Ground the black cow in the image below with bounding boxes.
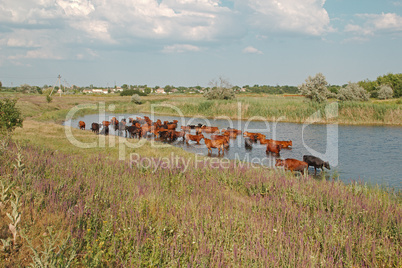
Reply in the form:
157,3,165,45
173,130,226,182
303,155,330,175
99,125,109,136
115,121,126,136
90,123,100,134
126,125,142,139
244,137,253,150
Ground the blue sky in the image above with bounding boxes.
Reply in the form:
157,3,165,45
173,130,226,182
0,0,401,88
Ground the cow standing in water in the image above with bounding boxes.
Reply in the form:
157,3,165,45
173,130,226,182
303,155,330,175
204,138,225,155
275,158,308,175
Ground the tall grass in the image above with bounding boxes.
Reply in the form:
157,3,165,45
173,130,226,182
1,141,400,266
6,93,401,126
150,95,402,125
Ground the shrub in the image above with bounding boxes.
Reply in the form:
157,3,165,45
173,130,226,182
298,73,331,103
338,82,370,101
203,87,235,100
204,76,235,100
46,95,52,103
377,85,394,100
0,98,23,134
121,89,147,97
131,94,142,104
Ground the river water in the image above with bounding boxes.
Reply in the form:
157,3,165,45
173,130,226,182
65,113,402,190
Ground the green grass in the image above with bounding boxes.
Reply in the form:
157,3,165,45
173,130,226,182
2,93,400,126
1,137,401,267
0,93,401,266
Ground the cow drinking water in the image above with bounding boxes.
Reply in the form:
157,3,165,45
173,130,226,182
303,155,330,175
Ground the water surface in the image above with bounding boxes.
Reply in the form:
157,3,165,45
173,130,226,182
65,113,402,190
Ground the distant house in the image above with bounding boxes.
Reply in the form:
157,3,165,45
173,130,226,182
171,88,178,93
83,89,93,93
156,88,166,94
91,89,109,94
113,87,123,92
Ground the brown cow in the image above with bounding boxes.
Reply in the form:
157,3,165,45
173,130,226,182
174,131,186,142
222,131,238,139
195,127,202,135
243,131,264,142
201,126,219,133
223,128,242,134
78,121,85,130
204,138,225,154
181,126,191,132
266,142,282,155
110,117,118,126
102,121,110,127
275,158,308,175
268,139,292,148
211,134,230,147
258,137,271,145
186,133,204,144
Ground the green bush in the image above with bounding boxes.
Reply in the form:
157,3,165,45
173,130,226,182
121,89,147,97
0,98,23,134
131,94,142,104
203,87,235,100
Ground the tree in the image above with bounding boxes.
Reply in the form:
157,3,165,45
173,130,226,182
337,82,369,101
0,81,2,89
203,76,235,100
358,79,378,98
376,73,402,98
144,87,151,95
377,85,394,100
298,73,331,103
0,98,23,134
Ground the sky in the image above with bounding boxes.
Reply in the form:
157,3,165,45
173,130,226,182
0,0,401,88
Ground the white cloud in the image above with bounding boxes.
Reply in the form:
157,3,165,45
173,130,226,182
8,48,63,60
56,0,95,16
162,44,201,53
244,0,332,36
242,46,263,54
371,13,402,30
345,13,402,38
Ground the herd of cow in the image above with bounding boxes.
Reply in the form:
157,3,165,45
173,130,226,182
78,116,331,175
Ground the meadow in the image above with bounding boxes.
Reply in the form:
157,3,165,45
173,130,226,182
0,93,401,266
10,93,402,126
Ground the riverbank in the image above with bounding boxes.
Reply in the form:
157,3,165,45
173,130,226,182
1,93,401,266
2,121,401,267
7,93,402,126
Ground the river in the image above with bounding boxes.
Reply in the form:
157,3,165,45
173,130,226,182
64,112,402,190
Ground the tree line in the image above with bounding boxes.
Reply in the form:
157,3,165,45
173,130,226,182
299,73,401,103
1,73,401,101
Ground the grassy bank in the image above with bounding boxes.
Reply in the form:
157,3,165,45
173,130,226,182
1,134,401,266
0,93,401,266
5,93,402,126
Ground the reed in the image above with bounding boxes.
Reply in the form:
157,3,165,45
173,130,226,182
5,93,400,126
